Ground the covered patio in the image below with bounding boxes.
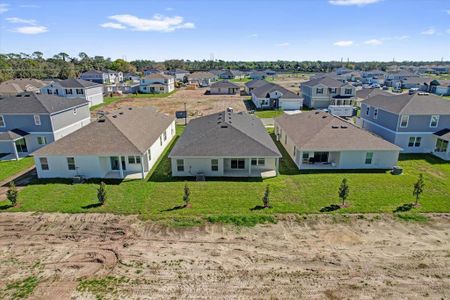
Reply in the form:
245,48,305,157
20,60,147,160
0,129,30,160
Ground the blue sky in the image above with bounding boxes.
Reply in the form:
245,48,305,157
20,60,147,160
0,0,449,61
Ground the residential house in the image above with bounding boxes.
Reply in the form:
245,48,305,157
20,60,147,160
41,79,104,107
301,76,356,116
355,88,392,106
187,72,215,87
384,70,419,88
244,79,269,95
430,80,450,96
275,111,401,170
251,82,303,110
265,69,277,76
361,70,385,85
140,73,175,94
218,70,245,80
0,93,90,160
360,92,450,161
33,107,175,179
166,69,190,82
123,72,140,82
0,78,48,96
80,69,123,84
249,71,267,80
209,80,240,95
169,108,281,178
401,77,433,91
143,68,164,76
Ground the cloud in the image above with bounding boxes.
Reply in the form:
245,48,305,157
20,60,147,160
101,22,127,29
0,3,8,13
447,29,450,34
364,39,383,45
276,42,290,47
104,14,195,32
447,9,450,14
249,33,258,38
333,40,354,47
11,25,48,34
19,4,39,8
421,27,436,35
6,17,37,25
165,7,174,11
329,0,381,6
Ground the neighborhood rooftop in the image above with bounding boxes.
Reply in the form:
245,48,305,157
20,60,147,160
302,76,345,88
52,78,102,88
251,82,298,98
210,80,240,89
245,79,269,89
275,111,401,151
0,78,48,95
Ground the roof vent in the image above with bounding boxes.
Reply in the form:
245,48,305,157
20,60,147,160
322,115,327,118
112,115,117,118
119,112,124,115
24,94,30,97
16,94,22,97
340,125,348,129
331,125,339,129
128,107,133,110
221,125,228,128
315,111,320,114
226,107,233,113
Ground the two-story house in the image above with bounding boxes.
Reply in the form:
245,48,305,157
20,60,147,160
301,76,356,116
384,70,419,88
166,69,190,82
80,69,123,84
41,79,104,107
361,70,385,85
360,92,450,161
187,72,216,87
140,73,175,94
0,93,90,160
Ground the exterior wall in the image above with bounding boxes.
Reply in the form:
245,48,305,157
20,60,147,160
394,133,436,153
337,150,399,169
0,113,52,133
140,78,175,94
279,98,303,110
50,105,90,132
145,121,176,172
84,86,104,106
431,86,450,96
40,84,103,107
210,87,239,94
396,115,450,133
360,103,399,132
25,133,55,153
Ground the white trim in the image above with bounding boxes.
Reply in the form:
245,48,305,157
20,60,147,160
399,115,409,128
429,115,439,128
0,115,5,127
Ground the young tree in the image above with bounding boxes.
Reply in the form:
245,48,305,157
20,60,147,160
183,183,191,207
6,181,18,207
413,174,425,206
97,182,107,205
262,185,270,208
338,178,349,207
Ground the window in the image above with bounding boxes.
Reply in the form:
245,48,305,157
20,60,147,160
177,159,184,172
160,87,164,91
329,88,337,94
34,114,41,126
163,130,167,141
400,115,409,128
160,136,162,146
435,139,448,153
284,134,287,145
365,106,370,116
211,159,219,171
136,156,141,164
76,89,84,95
73,108,77,115
47,89,52,94
37,136,47,145
316,88,324,94
302,152,310,163
430,115,439,128
54,89,59,95
230,159,245,169
128,156,136,164
0,115,5,127
67,157,76,170
251,158,257,166
65,89,73,95
345,88,353,95
373,108,378,119
39,157,49,170
293,146,296,157
258,158,265,166
408,137,422,147
147,149,151,161
365,152,374,164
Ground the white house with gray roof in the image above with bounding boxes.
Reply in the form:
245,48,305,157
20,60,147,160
140,73,175,94
275,111,401,170
41,79,104,107
360,92,450,161
0,93,90,160
33,107,175,179
169,108,281,178
251,82,303,110
80,69,123,84
209,80,240,94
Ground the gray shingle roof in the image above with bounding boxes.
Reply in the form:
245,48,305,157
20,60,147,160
356,88,392,99
401,77,433,85
210,80,240,89
0,129,29,141
53,79,102,88
0,78,47,95
245,79,269,89
143,73,173,80
0,93,88,114
275,111,401,151
362,93,450,115
302,76,345,88
188,71,215,80
252,82,299,99
434,129,450,141
169,111,281,158
34,107,174,156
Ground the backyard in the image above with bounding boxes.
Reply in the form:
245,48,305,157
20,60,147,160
1,127,449,224
0,157,34,182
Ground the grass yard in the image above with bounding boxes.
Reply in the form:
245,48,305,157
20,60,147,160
230,77,252,83
1,128,449,223
254,110,285,118
90,90,177,111
0,157,35,182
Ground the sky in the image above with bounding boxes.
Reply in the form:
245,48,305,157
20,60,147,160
0,0,449,62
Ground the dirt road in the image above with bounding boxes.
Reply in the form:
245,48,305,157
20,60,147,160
0,213,449,299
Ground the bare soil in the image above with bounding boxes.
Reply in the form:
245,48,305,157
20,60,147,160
0,213,449,299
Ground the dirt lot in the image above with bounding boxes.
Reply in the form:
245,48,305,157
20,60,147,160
0,213,449,299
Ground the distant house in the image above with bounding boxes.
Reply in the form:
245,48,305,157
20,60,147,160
244,79,269,95
0,78,48,96
430,80,450,96
249,71,267,80
361,70,385,85
187,72,216,87
166,69,190,82
80,69,123,84
301,76,356,116
209,80,240,95
33,107,175,179
0,93,90,160
265,69,277,76
401,77,433,91
123,72,141,82
275,111,401,170
360,92,450,161
218,70,245,80
169,108,281,178
143,68,164,76
41,79,104,107
140,73,175,94
251,82,303,110
384,70,419,87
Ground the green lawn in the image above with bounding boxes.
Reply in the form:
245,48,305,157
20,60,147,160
90,90,177,111
230,78,252,83
0,157,35,182
1,126,449,222
254,110,285,118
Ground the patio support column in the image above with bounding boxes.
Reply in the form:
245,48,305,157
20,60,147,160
12,141,19,160
275,158,279,175
119,156,124,179
140,156,145,179
248,158,251,177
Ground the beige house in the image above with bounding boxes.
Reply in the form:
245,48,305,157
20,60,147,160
209,80,240,95
0,78,47,96
140,73,175,94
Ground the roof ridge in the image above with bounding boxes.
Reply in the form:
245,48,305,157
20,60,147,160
398,93,415,115
105,116,143,154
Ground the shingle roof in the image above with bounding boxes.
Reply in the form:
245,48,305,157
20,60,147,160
434,129,450,141
252,82,299,99
356,88,392,99
401,77,433,85
0,93,88,114
210,80,240,89
302,76,345,88
362,93,450,115
275,111,401,151
34,107,174,156
53,79,102,88
0,129,29,141
245,79,269,89
169,111,281,158
143,73,173,80
187,71,215,80
0,79,47,95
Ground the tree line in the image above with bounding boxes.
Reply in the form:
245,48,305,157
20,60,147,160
0,51,448,82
